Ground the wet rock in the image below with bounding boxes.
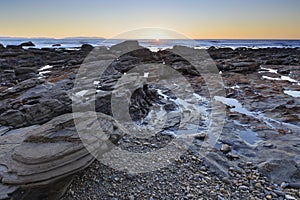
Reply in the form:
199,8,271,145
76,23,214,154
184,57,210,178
277,68,290,75
258,159,300,184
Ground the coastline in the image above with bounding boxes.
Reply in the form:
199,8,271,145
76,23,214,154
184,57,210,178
0,42,299,199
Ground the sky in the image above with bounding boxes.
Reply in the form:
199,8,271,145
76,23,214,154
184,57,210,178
0,0,299,39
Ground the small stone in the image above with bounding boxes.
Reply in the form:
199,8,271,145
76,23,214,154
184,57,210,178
255,182,262,190
265,194,272,200
285,194,296,200
128,195,135,200
222,177,232,185
220,144,232,153
107,192,114,197
273,190,285,197
238,185,249,190
281,182,289,188
195,132,207,140
263,143,274,148
220,188,227,194
217,195,225,200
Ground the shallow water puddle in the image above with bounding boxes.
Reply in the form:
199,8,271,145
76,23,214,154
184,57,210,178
141,89,211,137
239,129,260,146
284,90,300,98
214,96,255,117
215,96,300,134
38,70,52,75
259,66,300,85
38,65,53,71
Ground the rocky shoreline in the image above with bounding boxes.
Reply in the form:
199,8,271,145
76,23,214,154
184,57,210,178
0,42,299,199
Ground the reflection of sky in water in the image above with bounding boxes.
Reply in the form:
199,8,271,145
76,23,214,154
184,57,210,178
260,66,300,85
284,90,300,98
239,129,260,146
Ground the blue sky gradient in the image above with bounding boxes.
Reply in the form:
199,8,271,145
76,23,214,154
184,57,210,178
0,0,299,39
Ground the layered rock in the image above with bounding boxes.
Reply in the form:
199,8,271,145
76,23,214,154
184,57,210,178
0,79,73,128
0,112,125,200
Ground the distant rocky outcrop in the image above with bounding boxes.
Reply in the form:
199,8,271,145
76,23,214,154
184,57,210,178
19,41,35,47
80,44,94,52
52,44,61,47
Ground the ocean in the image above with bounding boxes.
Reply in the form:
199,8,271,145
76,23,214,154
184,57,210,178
1,37,300,50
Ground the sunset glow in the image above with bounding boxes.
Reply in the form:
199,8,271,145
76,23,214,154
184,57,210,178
0,0,299,39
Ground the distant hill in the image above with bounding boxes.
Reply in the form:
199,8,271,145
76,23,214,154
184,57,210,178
0,36,105,40
62,37,105,40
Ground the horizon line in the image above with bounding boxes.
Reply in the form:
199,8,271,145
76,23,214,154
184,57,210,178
0,36,300,40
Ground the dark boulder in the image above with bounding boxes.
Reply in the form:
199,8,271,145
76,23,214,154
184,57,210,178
6,45,22,50
19,41,35,47
81,44,94,52
52,43,61,47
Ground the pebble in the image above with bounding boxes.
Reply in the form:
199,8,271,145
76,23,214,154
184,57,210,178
238,185,249,190
255,182,262,190
273,190,285,197
285,194,296,200
220,144,232,153
217,195,225,200
281,182,289,188
194,132,207,140
263,143,274,148
265,194,272,200
128,195,134,200
222,177,232,185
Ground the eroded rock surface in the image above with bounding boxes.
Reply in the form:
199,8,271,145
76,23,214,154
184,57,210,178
0,112,124,200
